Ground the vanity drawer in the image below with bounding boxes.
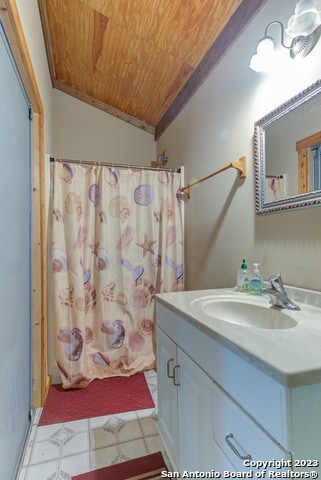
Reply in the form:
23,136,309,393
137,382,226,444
212,382,291,473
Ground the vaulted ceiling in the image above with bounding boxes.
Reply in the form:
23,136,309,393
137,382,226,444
38,0,267,139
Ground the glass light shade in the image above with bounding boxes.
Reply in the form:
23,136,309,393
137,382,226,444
256,36,275,55
249,37,275,72
286,0,321,38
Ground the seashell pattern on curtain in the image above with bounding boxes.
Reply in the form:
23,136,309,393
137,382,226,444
51,162,184,388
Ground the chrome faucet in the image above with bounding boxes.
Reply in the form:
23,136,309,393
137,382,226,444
261,273,300,311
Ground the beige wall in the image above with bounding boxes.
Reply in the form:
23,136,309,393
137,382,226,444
157,0,321,292
52,89,156,163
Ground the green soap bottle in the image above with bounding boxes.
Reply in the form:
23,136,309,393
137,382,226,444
236,259,250,292
249,263,263,295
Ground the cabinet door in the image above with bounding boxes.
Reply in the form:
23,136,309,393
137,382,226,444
177,348,213,471
156,327,179,464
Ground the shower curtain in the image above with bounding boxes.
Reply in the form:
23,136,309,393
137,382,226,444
51,161,184,388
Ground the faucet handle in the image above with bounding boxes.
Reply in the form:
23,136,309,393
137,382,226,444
268,273,286,293
264,273,300,311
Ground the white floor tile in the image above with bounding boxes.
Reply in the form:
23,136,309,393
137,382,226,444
59,451,91,478
63,418,89,432
118,437,149,460
90,423,118,450
24,459,59,480
144,434,165,453
34,423,64,442
139,416,158,436
61,430,89,457
90,444,119,470
29,439,61,465
137,407,157,420
16,374,162,479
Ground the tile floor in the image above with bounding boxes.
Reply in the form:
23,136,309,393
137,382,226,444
17,370,167,480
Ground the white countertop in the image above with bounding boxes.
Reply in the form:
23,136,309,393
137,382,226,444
156,286,321,388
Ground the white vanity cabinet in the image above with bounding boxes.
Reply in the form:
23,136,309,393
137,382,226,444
157,326,213,471
156,298,321,475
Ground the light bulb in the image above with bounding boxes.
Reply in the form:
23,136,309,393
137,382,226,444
249,37,275,72
256,36,275,55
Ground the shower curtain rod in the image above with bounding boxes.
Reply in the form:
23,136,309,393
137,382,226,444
50,157,181,173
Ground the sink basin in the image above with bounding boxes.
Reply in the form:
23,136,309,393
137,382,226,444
191,296,298,329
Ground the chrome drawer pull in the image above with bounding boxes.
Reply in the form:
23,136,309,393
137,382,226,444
173,364,180,386
225,433,252,461
167,358,174,378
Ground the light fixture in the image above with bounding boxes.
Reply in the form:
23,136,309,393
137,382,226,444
286,0,321,37
250,0,321,72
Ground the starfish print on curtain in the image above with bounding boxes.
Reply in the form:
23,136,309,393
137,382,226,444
136,233,156,257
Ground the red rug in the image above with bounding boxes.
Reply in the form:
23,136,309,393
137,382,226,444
39,373,155,426
72,452,168,480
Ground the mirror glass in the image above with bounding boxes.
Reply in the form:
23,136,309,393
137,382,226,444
254,79,321,214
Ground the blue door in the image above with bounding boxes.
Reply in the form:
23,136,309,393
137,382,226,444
0,20,32,479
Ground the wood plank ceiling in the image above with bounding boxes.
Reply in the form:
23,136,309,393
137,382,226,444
38,0,267,139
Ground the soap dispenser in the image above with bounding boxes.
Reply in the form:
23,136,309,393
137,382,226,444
249,263,263,295
235,259,250,292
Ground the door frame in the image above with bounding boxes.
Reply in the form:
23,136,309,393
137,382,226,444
0,0,48,407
